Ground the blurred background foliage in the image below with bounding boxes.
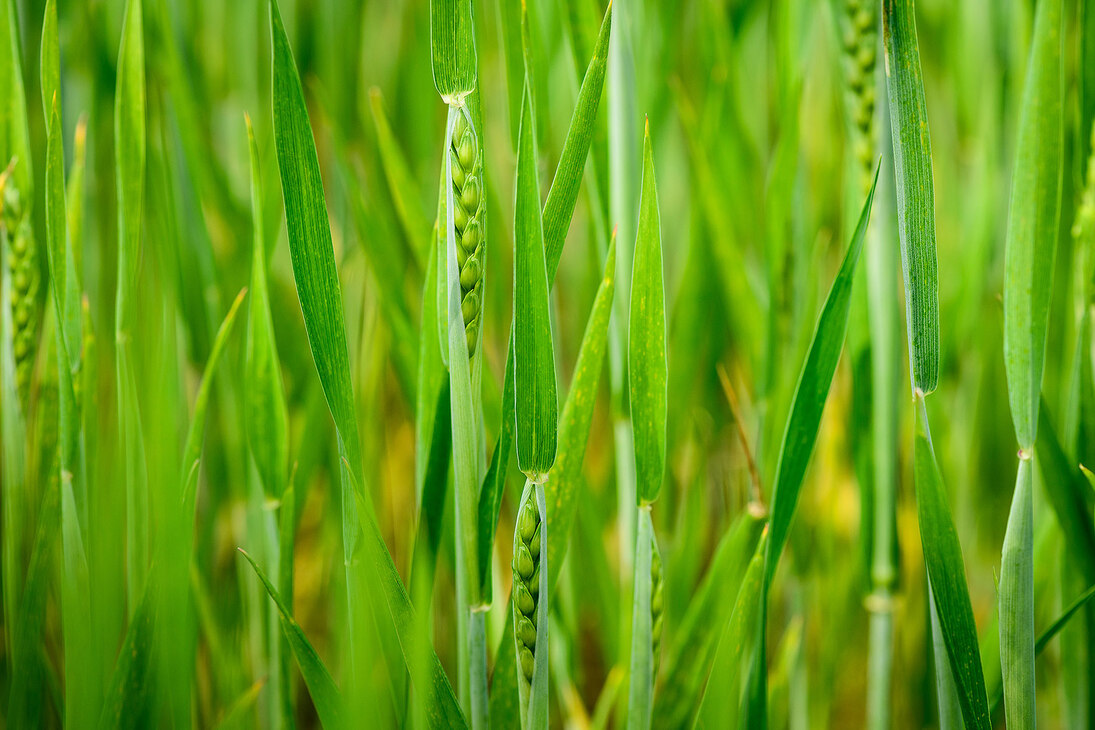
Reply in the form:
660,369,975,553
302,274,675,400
0,0,1092,727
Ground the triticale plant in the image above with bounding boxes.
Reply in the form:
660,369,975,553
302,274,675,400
451,108,485,357
841,0,877,196
2,182,38,410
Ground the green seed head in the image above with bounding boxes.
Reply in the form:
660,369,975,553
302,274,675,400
512,485,544,693
450,108,486,358
3,190,39,412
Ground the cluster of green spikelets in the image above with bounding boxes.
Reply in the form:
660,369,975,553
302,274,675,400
512,488,542,687
840,0,877,194
450,108,485,356
2,178,38,409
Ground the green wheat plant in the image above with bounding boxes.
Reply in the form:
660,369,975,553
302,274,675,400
3,1,1095,728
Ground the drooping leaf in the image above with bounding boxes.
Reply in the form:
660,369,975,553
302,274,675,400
696,530,769,730
239,550,345,730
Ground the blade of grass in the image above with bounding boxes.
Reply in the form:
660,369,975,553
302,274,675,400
914,397,991,729
240,549,344,729
478,0,612,604
629,120,666,506
514,81,558,481
881,0,939,395
998,1,1063,724
654,508,766,729
269,5,466,726
114,0,148,617
696,529,769,730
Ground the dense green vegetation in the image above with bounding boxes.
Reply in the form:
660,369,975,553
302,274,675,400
1,0,1094,727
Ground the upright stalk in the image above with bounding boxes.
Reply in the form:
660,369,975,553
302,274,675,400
430,1,487,721
999,0,1063,725
837,0,900,725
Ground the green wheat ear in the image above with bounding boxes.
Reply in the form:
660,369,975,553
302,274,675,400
2,176,39,411
450,107,485,357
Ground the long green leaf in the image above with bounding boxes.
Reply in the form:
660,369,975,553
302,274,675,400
477,0,612,600
654,509,767,729
514,82,558,479
629,120,666,505
765,165,879,583
881,0,939,395
239,550,344,730
696,530,769,730
0,0,32,198
244,115,289,500
545,232,616,579
270,5,466,726
914,398,991,729
491,232,617,729
1002,0,1063,450
430,0,477,101
998,1,1063,723
115,0,147,616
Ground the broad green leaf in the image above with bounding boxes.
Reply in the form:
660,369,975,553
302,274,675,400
6,473,59,726
765,165,879,583
348,481,468,730
544,1,612,281
1037,404,1095,582
269,0,360,476
628,507,659,730
180,289,247,513
478,0,612,600
239,550,345,730
545,232,616,579
98,584,156,729
914,398,991,729
514,83,558,479
987,584,1095,714
115,0,147,614
42,38,97,725
629,121,666,505
696,530,769,730
115,0,145,326
491,233,617,728
654,509,767,729
882,0,940,395
430,0,476,101
1002,0,1063,450
270,6,466,726
1036,583,1095,654
244,116,289,499
999,4,1063,718
930,586,963,730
